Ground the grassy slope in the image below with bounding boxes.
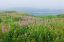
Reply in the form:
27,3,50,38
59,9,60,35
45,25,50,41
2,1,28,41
0,12,64,42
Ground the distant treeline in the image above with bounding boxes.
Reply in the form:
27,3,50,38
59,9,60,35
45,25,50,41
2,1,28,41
4,11,17,13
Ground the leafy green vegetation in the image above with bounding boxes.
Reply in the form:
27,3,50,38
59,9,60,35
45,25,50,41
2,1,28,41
0,12,64,42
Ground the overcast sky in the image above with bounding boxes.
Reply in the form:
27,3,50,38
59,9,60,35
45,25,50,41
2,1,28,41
0,0,64,10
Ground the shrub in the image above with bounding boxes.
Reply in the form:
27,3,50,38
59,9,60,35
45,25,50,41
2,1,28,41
57,14,64,18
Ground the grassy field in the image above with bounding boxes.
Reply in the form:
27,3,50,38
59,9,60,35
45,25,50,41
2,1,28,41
0,11,64,42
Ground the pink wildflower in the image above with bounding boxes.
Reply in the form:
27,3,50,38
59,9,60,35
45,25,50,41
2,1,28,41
2,25,6,32
18,21,21,24
19,24,22,27
18,21,22,27
5,14,10,16
22,21,28,25
28,20,34,23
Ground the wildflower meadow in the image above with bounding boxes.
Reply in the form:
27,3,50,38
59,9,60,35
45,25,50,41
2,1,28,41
0,11,64,42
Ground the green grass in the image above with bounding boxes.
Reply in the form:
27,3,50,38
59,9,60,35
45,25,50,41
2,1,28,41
0,12,64,42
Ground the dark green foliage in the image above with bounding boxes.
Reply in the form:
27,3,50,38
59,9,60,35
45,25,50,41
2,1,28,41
57,14,64,18
12,17,23,21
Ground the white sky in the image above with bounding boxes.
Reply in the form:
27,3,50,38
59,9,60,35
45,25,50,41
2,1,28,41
0,0,64,9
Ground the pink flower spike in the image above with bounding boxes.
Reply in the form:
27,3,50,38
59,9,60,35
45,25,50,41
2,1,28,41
2,25,6,32
19,24,22,27
18,21,21,24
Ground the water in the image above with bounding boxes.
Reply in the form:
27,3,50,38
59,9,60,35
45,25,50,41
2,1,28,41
28,12,63,16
